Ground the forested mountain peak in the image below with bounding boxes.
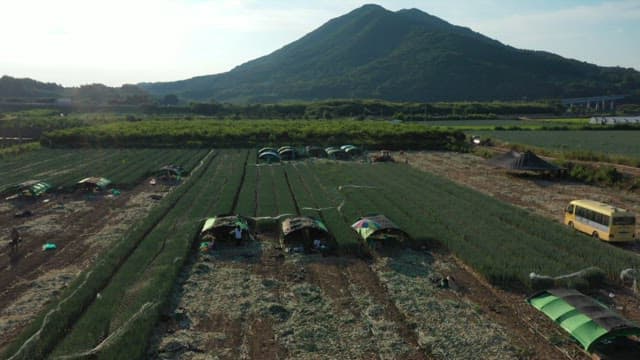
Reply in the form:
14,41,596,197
138,4,640,102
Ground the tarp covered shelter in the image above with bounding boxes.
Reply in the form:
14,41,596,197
325,147,349,160
487,150,561,172
278,146,294,153
351,214,409,249
258,147,277,155
200,214,250,244
306,146,326,158
278,147,297,160
281,216,334,253
341,144,361,156
76,177,112,192
2,180,51,198
157,165,184,177
528,289,640,351
258,151,281,162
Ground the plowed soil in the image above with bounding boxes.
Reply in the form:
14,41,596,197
0,182,171,352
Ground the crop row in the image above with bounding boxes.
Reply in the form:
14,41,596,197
307,162,640,287
0,148,209,190
4,149,249,359
48,149,249,358
284,163,362,254
2,149,219,359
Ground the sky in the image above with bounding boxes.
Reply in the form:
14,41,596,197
1,0,639,87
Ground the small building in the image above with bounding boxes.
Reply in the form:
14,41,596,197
258,151,281,163
351,214,409,250
325,147,349,160
156,165,185,180
200,214,251,245
341,145,361,156
76,177,112,192
281,216,335,254
258,147,277,156
528,289,640,352
305,146,327,158
2,180,51,199
278,146,297,160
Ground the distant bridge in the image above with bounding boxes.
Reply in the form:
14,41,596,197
561,95,627,110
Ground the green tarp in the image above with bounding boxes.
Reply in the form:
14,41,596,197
528,289,640,351
77,177,112,189
281,216,329,237
351,214,406,241
201,215,249,233
2,180,52,198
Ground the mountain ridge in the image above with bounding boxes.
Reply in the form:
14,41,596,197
138,4,640,103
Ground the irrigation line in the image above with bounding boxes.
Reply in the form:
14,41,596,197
297,184,379,215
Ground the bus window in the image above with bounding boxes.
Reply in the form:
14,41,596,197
566,205,574,214
613,217,636,225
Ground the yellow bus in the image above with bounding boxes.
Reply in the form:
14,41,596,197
564,200,636,242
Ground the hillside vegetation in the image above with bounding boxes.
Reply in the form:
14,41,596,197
140,4,640,103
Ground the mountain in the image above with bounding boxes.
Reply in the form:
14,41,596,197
0,76,150,105
0,76,65,99
140,4,640,103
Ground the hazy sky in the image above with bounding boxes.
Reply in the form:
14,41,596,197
1,0,639,87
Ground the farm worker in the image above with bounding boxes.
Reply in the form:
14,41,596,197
234,226,242,245
10,227,22,252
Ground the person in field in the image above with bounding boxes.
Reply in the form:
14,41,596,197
234,226,242,246
10,227,22,252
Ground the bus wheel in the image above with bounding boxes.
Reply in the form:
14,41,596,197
592,232,599,240
568,222,574,230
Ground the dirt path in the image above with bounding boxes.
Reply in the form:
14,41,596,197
0,182,171,352
150,222,549,360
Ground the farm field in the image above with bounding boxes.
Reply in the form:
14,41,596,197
2,149,640,359
474,130,640,159
425,117,588,128
0,148,208,190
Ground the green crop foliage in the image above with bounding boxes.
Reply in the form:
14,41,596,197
42,119,465,150
0,148,208,190
7,149,640,359
45,150,248,359
475,130,640,162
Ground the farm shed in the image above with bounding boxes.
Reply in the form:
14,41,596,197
325,147,349,160
351,214,409,250
341,145,361,156
200,215,250,244
258,151,281,163
278,147,297,160
527,289,640,351
305,146,326,158
281,216,334,253
2,180,51,199
487,150,561,173
76,177,112,192
258,147,277,155
277,146,294,153
156,165,185,179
